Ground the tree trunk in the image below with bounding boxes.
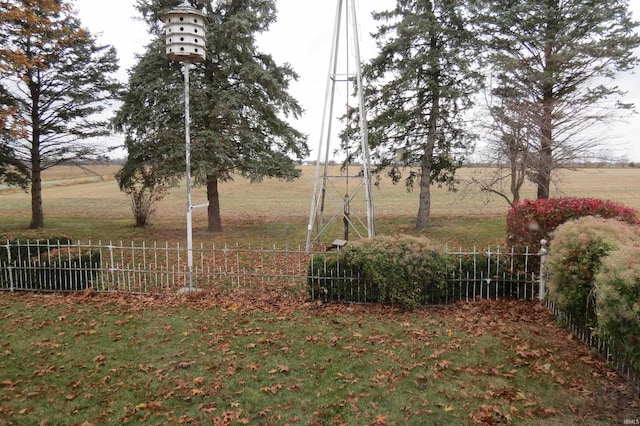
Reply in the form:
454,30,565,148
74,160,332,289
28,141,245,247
510,166,520,204
29,81,43,229
510,157,526,204
538,57,554,199
415,86,440,231
537,106,553,200
206,175,223,232
537,1,558,200
29,166,44,229
415,160,433,231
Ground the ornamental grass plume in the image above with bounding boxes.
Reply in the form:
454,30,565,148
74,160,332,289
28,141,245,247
594,244,640,369
546,216,640,329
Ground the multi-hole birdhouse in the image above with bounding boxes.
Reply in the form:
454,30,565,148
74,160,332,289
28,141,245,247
160,1,208,63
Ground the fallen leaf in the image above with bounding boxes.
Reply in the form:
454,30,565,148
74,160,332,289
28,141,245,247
198,404,216,413
148,401,162,411
534,407,560,418
371,414,388,425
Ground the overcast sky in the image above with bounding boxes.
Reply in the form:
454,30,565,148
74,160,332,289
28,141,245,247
74,0,640,162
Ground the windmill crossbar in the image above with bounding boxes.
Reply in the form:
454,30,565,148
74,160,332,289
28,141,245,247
305,0,376,253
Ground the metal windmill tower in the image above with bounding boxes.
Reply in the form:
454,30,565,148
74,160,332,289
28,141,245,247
305,0,375,252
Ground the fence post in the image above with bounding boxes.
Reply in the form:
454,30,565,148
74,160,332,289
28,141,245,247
538,239,548,301
4,241,13,291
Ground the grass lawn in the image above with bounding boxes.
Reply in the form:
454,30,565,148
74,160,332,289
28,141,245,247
0,291,638,425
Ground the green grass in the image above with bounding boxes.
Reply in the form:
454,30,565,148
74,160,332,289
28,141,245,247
0,293,637,425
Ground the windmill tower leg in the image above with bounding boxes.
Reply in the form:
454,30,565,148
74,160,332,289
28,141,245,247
305,0,375,252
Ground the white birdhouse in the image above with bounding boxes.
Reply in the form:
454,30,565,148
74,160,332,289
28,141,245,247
160,1,208,63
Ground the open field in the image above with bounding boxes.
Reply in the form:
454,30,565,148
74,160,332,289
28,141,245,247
39,164,120,182
1,165,640,247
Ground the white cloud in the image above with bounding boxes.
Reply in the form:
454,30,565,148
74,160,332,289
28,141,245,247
74,0,150,80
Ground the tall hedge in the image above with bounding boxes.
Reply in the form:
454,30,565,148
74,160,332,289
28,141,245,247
507,197,639,255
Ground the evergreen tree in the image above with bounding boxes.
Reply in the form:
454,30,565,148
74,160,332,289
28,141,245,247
0,0,121,228
480,0,640,199
115,0,308,232
0,144,29,189
0,94,28,188
362,0,483,231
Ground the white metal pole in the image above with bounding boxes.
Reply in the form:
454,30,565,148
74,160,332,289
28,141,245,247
305,0,344,252
184,63,194,290
350,0,375,238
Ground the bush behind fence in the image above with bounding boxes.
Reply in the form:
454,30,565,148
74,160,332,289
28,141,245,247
307,246,541,304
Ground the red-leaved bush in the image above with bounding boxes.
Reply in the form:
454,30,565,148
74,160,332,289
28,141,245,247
507,197,640,254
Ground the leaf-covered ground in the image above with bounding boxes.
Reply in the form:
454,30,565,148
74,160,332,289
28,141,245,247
0,290,638,425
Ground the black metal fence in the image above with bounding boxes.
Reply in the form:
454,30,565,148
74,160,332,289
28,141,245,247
547,300,640,393
307,245,542,304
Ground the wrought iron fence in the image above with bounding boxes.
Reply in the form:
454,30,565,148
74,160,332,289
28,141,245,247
0,240,312,294
547,300,640,393
307,245,542,304
444,246,541,302
0,240,544,301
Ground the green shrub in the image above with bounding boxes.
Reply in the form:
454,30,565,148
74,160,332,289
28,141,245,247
507,197,639,256
307,235,448,309
0,237,100,291
594,245,640,369
306,253,371,302
0,235,73,264
546,217,640,329
33,248,101,291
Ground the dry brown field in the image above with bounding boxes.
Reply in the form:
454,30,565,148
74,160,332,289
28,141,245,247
38,164,119,182
1,165,639,246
